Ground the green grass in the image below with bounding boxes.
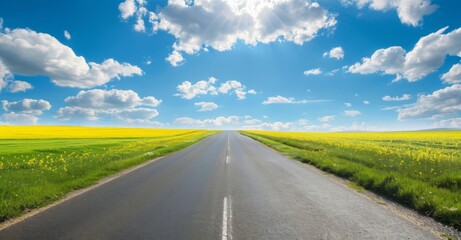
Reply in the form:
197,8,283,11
0,131,215,222
241,131,461,230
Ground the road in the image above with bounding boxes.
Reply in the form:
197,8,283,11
0,131,437,239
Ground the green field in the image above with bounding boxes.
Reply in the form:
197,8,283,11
241,131,461,230
0,127,215,222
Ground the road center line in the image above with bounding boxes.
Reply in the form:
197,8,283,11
222,196,232,240
226,155,230,164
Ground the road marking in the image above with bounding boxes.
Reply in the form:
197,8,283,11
222,196,232,240
226,155,230,164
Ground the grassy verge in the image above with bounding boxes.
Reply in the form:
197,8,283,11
0,129,216,222
241,131,461,230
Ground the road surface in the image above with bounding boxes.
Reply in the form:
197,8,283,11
0,131,437,239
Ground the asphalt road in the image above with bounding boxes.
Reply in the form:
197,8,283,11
0,131,437,239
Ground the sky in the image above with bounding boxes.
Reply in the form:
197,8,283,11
0,0,460,131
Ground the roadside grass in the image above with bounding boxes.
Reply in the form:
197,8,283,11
0,127,216,222
241,131,461,230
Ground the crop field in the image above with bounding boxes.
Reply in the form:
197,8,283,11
0,126,215,222
241,131,461,229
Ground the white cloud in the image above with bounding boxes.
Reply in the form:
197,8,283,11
64,30,71,40
344,110,362,117
176,77,255,100
166,50,185,67
127,0,336,66
323,46,344,60
175,116,239,127
263,95,328,105
433,118,461,129
341,0,437,26
349,27,461,82
119,0,137,19
57,89,161,123
319,115,335,122
1,98,51,125
7,80,33,93
329,122,380,132
382,94,411,101
349,46,406,75
397,84,461,120
0,28,142,88
65,89,161,109
304,68,322,76
1,113,38,125
134,18,146,32
363,100,370,104
441,63,461,84
344,102,352,107
195,101,218,111
2,99,51,115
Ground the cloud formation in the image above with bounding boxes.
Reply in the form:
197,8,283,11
397,84,461,120
323,46,344,59
64,30,71,40
344,110,362,117
441,63,461,84
57,89,161,123
349,27,461,82
0,28,142,88
304,68,322,76
382,94,411,101
176,77,256,100
195,102,218,112
1,98,51,125
341,0,437,26
262,95,328,105
120,0,336,66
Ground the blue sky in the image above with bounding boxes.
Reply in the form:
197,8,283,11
0,0,460,131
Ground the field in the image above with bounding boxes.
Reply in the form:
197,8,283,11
241,130,461,229
0,126,215,222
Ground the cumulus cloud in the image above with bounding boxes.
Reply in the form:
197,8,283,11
397,84,461,120
2,99,51,115
195,101,218,112
323,46,344,59
433,118,461,129
65,89,161,109
344,102,352,107
382,94,411,101
344,110,362,117
0,28,142,88
1,98,51,125
363,100,370,104
7,80,33,93
119,0,137,19
64,30,71,40
121,0,336,66
176,77,256,100
262,95,328,105
341,0,437,26
349,27,461,82
441,63,461,84
1,112,38,125
304,68,322,76
57,89,161,123
175,116,239,127
319,115,335,122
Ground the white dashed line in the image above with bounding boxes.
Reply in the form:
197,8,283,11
222,196,232,240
